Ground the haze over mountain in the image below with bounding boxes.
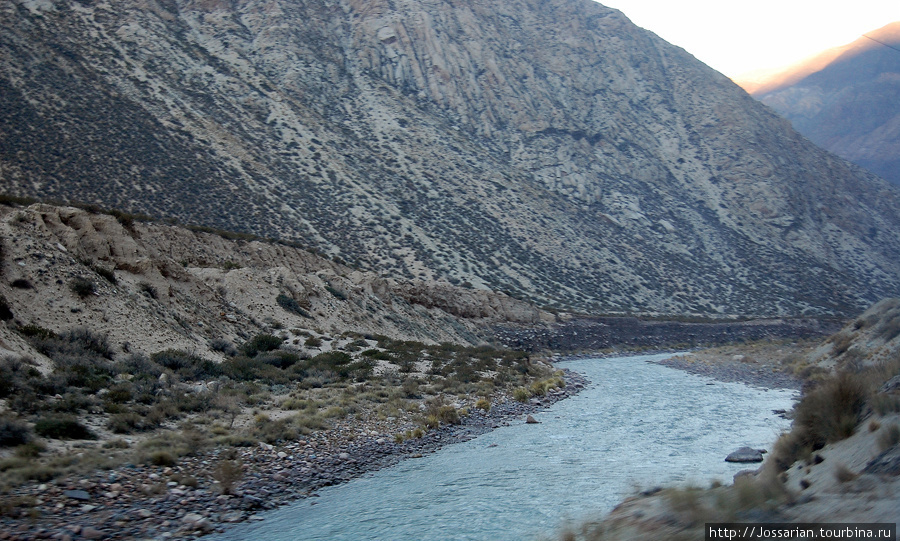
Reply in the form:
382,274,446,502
1,0,899,316
740,21,900,187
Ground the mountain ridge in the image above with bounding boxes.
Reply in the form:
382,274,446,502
1,0,899,316
742,21,900,187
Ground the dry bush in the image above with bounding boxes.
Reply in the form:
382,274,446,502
213,458,244,495
794,372,868,446
878,423,900,451
834,464,859,483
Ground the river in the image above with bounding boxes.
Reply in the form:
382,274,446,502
211,353,796,541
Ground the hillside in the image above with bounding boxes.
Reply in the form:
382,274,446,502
743,22,900,187
0,202,543,368
1,0,900,315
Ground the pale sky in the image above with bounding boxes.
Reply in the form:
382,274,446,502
597,0,900,78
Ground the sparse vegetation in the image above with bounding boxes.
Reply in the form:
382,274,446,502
69,276,96,298
33,416,94,440
276,293,312,318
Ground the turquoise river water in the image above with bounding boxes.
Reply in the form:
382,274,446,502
211,353,796,541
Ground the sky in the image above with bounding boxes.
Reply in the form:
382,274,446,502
597,0,900,79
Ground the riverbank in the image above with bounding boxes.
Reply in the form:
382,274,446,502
553,340,814,391
0,370,589,541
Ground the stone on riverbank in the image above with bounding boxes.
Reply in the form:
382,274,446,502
725,447,764,463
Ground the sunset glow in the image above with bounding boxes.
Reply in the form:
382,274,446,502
597,0,900,78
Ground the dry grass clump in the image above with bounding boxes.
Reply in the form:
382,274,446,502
212,452,244,495
833,463,859,483
877,423,900,451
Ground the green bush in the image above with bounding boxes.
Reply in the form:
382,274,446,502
151,349,222,380
0,417,31,447
299,352,374,381
241,334,284,357
361,349,391,361
33,416,94,440
221,356,288,384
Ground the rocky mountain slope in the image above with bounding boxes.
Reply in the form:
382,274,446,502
0,202,543,368
1,0,900,316
742,22,900,187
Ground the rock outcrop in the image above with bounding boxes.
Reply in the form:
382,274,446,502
1,0,899,315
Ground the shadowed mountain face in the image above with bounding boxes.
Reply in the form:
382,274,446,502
746,22,900,187
1,0,899,316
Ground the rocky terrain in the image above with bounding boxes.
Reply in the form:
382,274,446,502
0,200,591,538
1,0,899,315
0,201,543,367
742,21,900,187
561,299,900,540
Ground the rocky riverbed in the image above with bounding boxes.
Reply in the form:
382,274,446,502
0,371,588,541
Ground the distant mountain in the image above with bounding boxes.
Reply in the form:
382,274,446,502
1,0,900,316
741,22,900,187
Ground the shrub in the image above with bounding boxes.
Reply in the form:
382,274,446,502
221,356,287,384
276,294,311,318
0,295,12,321
0,417,31,447
14,441,45,458
361,349,391,361
213,458,243,495
241,334,284,357
151,349,222,380
772,372,869,470
120,353,164,379
209,338,238,357
147,451,177,467
92,265,116,284
834,464,858,483
475,398,491,412
107,412,145,434
512,387,531,402
138,282,158,299
794,372,868,447
325,284,347,300
253,416,296,443
258,351,300,369
34,416,94,440
304,336,323,348
69,277,96,298
878,423,900,451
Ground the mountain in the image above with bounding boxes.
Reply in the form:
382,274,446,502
741,22,900,187
1,0,899,316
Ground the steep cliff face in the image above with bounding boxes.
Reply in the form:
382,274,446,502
744,22,900,187
1,0,899,316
